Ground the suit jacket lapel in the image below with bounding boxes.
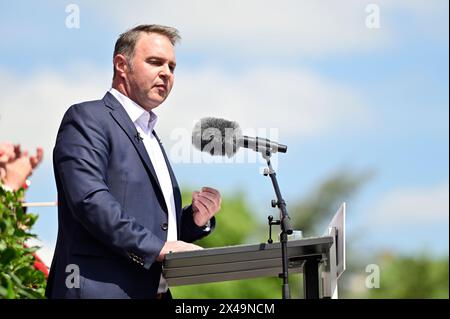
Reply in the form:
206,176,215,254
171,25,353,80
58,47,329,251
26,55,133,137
153,130,182,218
102,92,164,197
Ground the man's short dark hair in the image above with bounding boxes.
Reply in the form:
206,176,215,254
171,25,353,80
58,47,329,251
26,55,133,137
113,24,181,77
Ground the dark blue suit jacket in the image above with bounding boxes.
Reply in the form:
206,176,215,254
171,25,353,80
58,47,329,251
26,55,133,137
46,92,214,299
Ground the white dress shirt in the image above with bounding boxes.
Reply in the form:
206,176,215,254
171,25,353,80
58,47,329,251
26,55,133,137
109,88,176,293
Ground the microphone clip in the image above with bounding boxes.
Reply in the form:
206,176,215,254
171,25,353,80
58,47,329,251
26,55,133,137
135,132,144,143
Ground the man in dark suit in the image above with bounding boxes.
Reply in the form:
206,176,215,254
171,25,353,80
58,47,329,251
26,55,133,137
46,24,222,299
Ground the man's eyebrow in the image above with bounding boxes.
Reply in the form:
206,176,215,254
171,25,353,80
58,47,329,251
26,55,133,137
146,56,177,67
146,56,164,60
146,56,176,63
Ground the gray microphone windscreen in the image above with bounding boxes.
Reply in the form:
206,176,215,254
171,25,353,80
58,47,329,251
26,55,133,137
192,117,242,157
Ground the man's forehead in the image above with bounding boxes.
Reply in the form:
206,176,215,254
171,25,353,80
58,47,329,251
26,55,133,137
135,32,175,59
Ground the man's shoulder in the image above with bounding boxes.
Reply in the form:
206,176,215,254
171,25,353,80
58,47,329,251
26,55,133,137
55,94,113,142
70,96,108,112
63,94,111,119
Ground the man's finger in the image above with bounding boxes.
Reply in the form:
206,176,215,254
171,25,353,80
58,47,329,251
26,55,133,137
201,187,220,196
197,192,218,206
193,197,209,215
196,195,216,213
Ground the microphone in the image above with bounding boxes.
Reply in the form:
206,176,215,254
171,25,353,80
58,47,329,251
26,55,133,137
240,136,287,154
192,117,287,157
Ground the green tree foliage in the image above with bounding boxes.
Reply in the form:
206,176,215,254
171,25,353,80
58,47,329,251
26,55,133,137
367,253,449,299
0,186,46,298
290,169,373,236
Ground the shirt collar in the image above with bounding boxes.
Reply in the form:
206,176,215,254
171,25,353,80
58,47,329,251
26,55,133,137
109,88,158,133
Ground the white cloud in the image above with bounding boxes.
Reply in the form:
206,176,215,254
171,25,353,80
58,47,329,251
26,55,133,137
0,65,371,163
0,66,110,159
370,183,449,226
85,0,447,57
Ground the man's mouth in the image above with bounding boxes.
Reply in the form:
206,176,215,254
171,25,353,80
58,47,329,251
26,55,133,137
154,84,166,91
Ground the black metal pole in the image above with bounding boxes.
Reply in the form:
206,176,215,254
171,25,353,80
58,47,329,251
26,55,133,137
264,153,293,299
303,257,320,299
279,231,290,299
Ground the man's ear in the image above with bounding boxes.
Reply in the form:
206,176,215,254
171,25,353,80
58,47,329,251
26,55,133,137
113,54,129,78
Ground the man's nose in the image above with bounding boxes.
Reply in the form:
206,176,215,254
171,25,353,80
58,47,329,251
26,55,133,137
159,63,172,78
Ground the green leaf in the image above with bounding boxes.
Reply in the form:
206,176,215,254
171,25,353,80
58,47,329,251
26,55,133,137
0,247,17,265
0,185,46,298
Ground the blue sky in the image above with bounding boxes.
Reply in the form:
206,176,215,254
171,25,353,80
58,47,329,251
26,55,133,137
1,1,448,262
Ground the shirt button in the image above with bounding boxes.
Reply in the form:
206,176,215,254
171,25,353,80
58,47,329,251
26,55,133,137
161,223,168,231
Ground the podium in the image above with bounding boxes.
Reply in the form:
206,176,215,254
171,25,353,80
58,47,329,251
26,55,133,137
163,203,346,299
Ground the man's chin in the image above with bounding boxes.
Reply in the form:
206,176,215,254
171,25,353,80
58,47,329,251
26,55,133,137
144,96,166,110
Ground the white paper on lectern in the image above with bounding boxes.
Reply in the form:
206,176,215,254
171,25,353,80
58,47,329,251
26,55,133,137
323,202,346,279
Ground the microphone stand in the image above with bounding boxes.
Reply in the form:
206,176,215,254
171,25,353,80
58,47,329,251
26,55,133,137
262,150,293,299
